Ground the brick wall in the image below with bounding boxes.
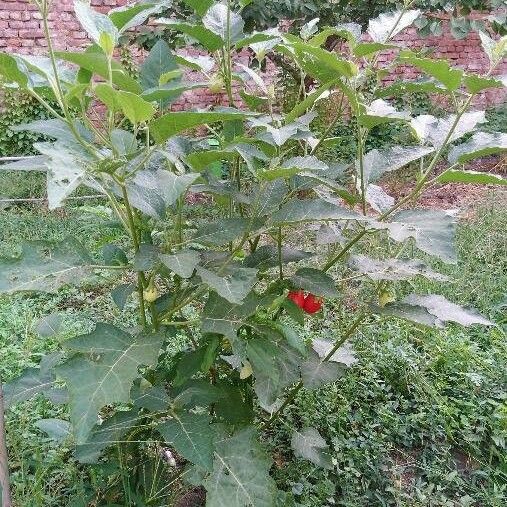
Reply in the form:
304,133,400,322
0,0,505,109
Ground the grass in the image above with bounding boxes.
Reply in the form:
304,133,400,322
1,194,506,506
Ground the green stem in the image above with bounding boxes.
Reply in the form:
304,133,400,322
277,226,283,280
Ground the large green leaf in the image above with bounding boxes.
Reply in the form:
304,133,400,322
203,428,278,506
0,238,93,294
291,427,333,470
437,169,507,186
12,119,92,147
196,265,258,304
362,145,434,184
399,51,463,91
74,0,118,48
139,39,178,91
56,50,141,93
57,324,163,443
0,52,28,86
193,217,263,246
244,245,313,271
109,0,168,33
463,74,504,94
281,41,357,81
290,268,340,298
410,112,486,148
201,292,274,339
372,294,494,328
127,169,199,219
368,9,421,42
353,42,396,57
301,350,346,390
447,132,507,165
150,111,250,143
203,3,244,43
160,249,200,278
247,332,302,410
378,210,457,264
359,99,410,129
155,18,224,51
159,413,215,470
348,255,448,281
270,198,363,224
37,144,89,210
75,410,140,463
3,353,64,409
183,0,214,16
35,418,72,444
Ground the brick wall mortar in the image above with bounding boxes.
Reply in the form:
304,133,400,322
0,0,505,109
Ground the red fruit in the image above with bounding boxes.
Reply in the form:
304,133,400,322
303,293,323,314
287,290,305,309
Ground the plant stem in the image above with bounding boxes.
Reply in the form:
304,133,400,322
357,126,367,215
0,380,12,507
277,226,283,280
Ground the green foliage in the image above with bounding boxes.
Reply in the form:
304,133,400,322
0,89,56,156
0,1,506,506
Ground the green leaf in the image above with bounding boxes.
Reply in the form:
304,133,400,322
202,3,244,43
447,132,507,165
127,170,199,219
57,323,163,443
291,268,339,298
479,32,507,65
0,238,93,294
0,52,28,86
34,141,90,210
368,9,421,42
3,353,63,409
133,243,158,271
109,1,168,33
248,333,302,410
34,313,63,337
464,74,504,94
410,112,486,148
75,410,139,463
312,339,357,366
183,0,214,16
73,0,118,48
285,79,338,123
156,19,224,51
309,23,361,47
12,119,92,146
186,149,237,171
202,291,274,339
196,265,258,304
111,283,136,311
291,427,333,470
131,382,170,411
56,50,141,93
159,413,215,470
281,41,357,81
270,198,363,224
102,244,128,266
353,42,396,57
150,111,250,143
372,294,494,328
35,418,72,444
437,169,507,186
244,245,313,271
111,129,138,155
362,145,434,185
301,350,346,390
359,99,410,129
139,39,178,91
193,218,263,246
348,255,448,281
160,249,200,278
203,428,278,507
172,379,225,409
377,209,457,264
399,51,463,91
116,90,156,124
